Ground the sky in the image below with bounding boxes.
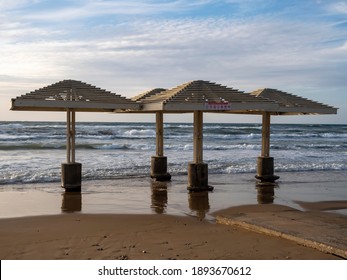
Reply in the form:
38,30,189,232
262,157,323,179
1,0,346,124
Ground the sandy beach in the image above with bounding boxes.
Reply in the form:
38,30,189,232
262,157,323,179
0,211,343,260
0,172,346,260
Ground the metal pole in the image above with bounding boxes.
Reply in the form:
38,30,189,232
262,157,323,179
261,112,271,157
71,110,76,163
156,112,164,157
193,111,203,164
66,109,71,163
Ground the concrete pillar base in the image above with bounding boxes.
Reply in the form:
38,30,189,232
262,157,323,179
61,162,82,192
255,156,279,183
150,156,171,181
187,162,213,192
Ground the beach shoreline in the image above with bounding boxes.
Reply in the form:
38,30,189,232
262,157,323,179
1,171,346,219
0,210,345,260
1,171,347,260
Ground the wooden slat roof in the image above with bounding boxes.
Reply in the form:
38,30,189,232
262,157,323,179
137,80,279,112
250,88,338,115
131,88,166,102
11,79,139,112
11,80,338,115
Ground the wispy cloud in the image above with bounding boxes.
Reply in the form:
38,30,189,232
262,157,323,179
0,0,39,11
1,0,346,123
7,0,220,22
328,1,347,14
2,14,346,91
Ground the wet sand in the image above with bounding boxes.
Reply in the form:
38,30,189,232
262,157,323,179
1,171,346,219
0,171,346,259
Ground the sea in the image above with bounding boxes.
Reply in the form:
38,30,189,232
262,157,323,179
0,121,347,218
0,122,346,185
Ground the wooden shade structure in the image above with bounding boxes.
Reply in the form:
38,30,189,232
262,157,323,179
137,81,280,164
11,79,140,191
250,88,338,183
133,82,338,188
135,80,279,191
10,79,338,191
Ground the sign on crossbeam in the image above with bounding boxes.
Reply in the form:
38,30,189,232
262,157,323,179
204,102,231,110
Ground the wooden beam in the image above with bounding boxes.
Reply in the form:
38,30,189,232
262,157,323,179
193,111,203,164
261,112,271,157
156,112,164,157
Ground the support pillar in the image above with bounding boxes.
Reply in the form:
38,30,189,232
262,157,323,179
62,109,82,191
151,112,171,181
256,112,279,183
188,111,213,192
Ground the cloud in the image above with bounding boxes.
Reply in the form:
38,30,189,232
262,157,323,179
2,15,346,96
7,0,219,22
1,1,347,104
328,1,347,14
0,0,39,11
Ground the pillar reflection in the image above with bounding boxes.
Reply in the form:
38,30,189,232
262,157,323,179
151,180,168,214
188,191,210,219
256,182,277,204
61,192,82,213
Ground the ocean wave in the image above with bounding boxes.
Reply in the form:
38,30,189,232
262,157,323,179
0,123,25,129
164,124,193,129
275,162,347,172
1,161,346,185
1,141,344,152
0,143,65,150
271,132,347,139
0,170,61,185
215,162,347,174
0,143,157,151
204,144,260,150
0,122,346,185
124,129,156,137
98,143,156,150
202,133,261,140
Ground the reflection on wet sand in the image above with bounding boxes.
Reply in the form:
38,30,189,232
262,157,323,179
151,180,168,214
59,179,278,215
188,191,210,219
256,183,277,204
61,192,82,213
